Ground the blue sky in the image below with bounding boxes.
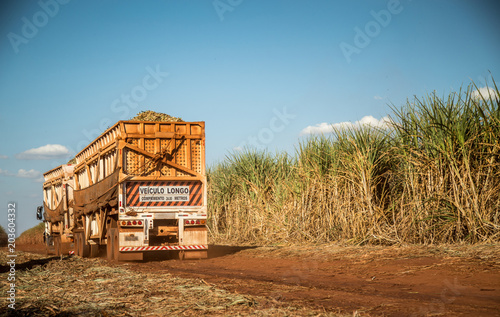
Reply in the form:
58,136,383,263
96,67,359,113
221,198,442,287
1,0,499,235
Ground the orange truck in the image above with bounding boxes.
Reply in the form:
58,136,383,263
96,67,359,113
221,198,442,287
37,120,208,260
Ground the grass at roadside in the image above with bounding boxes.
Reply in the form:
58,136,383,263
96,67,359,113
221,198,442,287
0,226,7,247
16,223,44,245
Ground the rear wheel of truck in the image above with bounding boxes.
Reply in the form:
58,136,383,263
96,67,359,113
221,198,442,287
89,243,99,258
78,232,90,257
113,229,120,261
82,237,90,257
46,237,55,255
74,233,81,256
54,237,61,256
106,229,115,261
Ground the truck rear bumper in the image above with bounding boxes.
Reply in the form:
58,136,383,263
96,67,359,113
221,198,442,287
119,245,208,252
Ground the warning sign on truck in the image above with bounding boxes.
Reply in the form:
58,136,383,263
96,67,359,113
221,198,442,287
126,181,203,207
138,186,190,202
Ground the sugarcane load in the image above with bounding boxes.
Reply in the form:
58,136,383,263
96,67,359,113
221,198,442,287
36,111,208,261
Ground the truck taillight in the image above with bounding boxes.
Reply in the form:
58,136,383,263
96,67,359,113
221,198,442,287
120,220,143,227
185,219,205,225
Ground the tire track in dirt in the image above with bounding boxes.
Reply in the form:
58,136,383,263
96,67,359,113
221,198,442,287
121,247,500,316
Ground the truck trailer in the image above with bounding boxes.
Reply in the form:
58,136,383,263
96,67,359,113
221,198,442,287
37,120,208,261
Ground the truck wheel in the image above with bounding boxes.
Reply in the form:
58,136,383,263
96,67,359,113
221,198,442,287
74,233,81,256
80,233,90,257
46,238,55,255
90,243,99,258
106,229,115,261
54,237,61,256
113,229,120,261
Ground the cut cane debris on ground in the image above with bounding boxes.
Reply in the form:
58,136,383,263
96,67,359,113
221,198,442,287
8,243,500,316
0,249,349,316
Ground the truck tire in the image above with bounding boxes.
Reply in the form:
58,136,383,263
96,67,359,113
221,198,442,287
46,237,55,255
79,232,90,257
54,237,61,256
106,229,115,261
113,229,120,261
74,233,81,256
90,243,99,258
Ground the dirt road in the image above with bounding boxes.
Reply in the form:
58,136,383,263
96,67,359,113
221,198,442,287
16,243,500,316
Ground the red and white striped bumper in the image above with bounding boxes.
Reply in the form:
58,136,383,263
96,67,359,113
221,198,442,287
119,245,208,252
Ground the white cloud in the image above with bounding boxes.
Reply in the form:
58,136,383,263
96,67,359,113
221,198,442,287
300,115,392,135
472,86,499,101
16,169,42,179
374,95,383,100
301,122,335,135
0,154,8,159
0,168,12,176
0,168,43,182
16,144,70,160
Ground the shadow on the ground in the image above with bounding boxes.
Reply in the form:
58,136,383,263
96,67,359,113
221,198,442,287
142,244,258,262
2,244,258,264
0,256,65,273
207,245,258,259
